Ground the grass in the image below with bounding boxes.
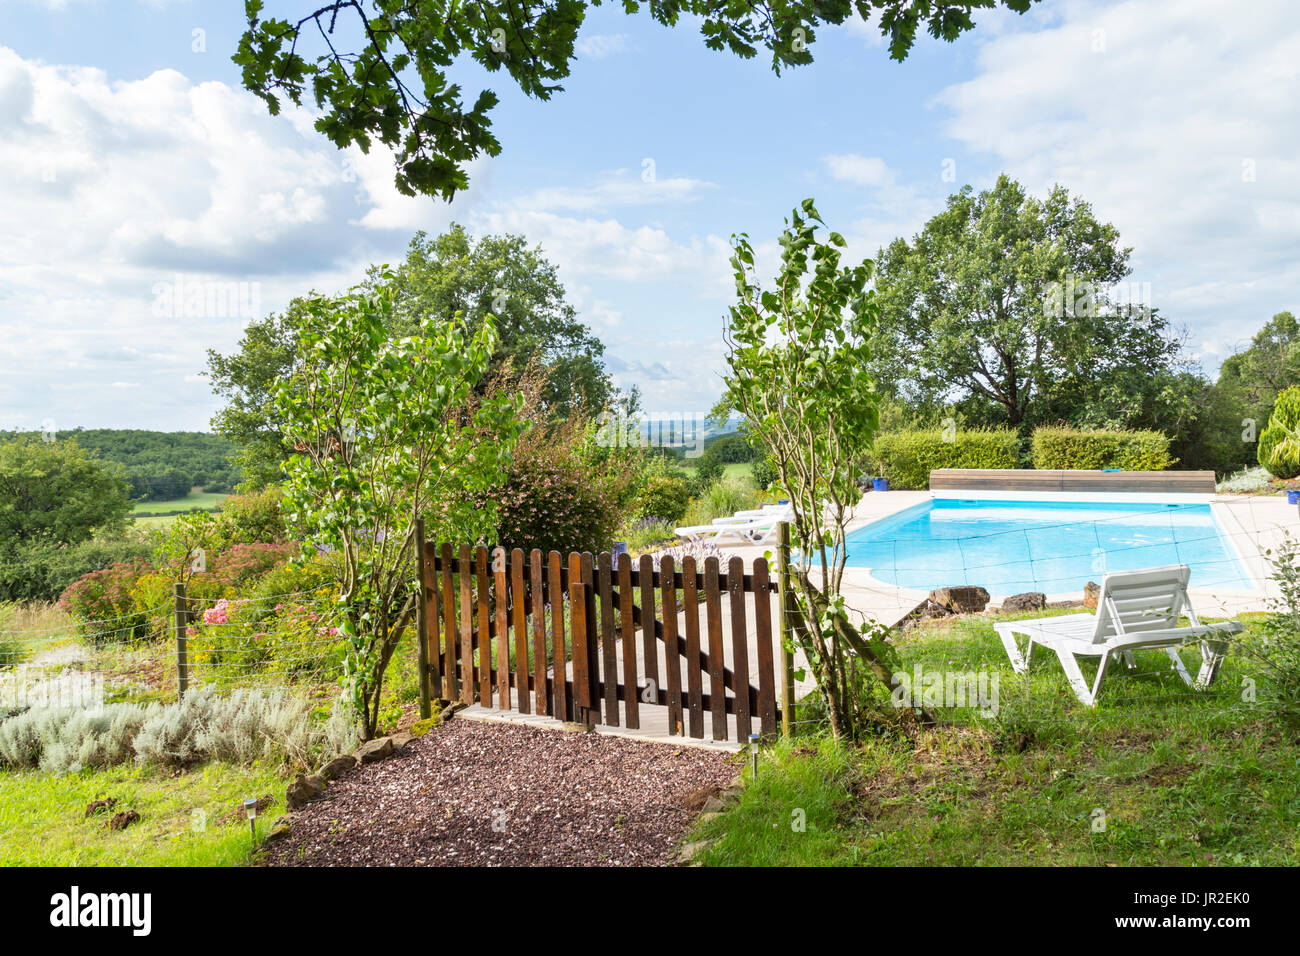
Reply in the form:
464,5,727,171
131,491,228,516
0,760,288,865
694,608,1300,866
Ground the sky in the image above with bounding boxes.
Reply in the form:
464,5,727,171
0,0,1297,432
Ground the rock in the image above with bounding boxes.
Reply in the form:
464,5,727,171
701,796,728,814
318,754,357,781
410,716,440,737
286,774,326,810
719,786,743,805
356,737,394,764
679,840,710,864
389,731,415,752
85,797,118,818
682,785,722,812
559,721,594,733
108,810,140,830
1084,581,1101,610
438,702,465,723
265,822,291,843
1002,592,1047,613
927,586,991,613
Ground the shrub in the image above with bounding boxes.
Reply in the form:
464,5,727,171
1259,387,1300,480
871,429,1021,490
0,536,153,603
217,486,286,543
0,602,23,668
686,455,724,496
492,446,622,555
1029,426,1173,471
751,458,777,491
57,559,153,644
636,474,692,523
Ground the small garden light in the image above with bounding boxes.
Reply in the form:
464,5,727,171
243,798,259,840
749,733,761,777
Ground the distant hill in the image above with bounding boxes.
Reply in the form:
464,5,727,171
0,428,242,502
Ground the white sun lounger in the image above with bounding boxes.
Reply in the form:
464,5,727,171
675,514,784,545
993,564,1241,706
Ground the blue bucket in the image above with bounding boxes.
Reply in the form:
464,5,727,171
1287,491,1300,505
872,477,890,492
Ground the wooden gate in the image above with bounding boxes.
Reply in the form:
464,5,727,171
415,540,783,742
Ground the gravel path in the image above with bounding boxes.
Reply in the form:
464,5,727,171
268,719,739,867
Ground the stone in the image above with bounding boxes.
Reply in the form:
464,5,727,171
679,840,711,864
286,774,326,810
1084,581,1101,610
108,810,141,830
318,754,357,781
918,601,953,619
356,737,394,764
560,720,595,733
438,702,465,723
701,796,728,814
1001,592,1047,613
927,586,991,613
389,731,414,752
265,822,291,843
682,785,722,812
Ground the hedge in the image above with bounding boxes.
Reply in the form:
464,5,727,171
1259,386,1300,479
1030,427,1173,471
871,429,1021,490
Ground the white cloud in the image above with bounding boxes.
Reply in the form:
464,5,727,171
575,33,631,59
933,0,1300,366
823,153,896,188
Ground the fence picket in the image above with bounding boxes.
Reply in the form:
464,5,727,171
531,549,548,715
569,552,593,725
476,546,492,706
753,558,777,736
728,555,752,741
598,552,618,726
682,555,705,739
511,549,528,714
660,554,683,736
549,551,567,720
617,554,638,729
459,544,474,706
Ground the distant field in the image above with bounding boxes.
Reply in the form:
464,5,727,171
131,491,228,516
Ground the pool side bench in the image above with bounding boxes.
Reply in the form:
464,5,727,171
929,469,1216,495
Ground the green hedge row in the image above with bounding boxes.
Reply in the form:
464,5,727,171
1030,427,1173,471
871,429,1021,490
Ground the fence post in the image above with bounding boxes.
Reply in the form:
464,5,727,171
414,518,432,721
776,521,795,737
173,581,189,699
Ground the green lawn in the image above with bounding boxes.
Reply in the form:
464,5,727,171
694,609,1300,866
0,760,287,866
131,491,228,516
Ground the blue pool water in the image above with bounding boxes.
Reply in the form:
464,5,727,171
843,499,1253,594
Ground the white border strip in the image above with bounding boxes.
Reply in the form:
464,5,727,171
930,489,1213,504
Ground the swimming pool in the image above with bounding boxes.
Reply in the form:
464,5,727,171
843,499,1253,595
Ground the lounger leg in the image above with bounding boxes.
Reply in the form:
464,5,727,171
1053,647,1104,706
1194,640,1228,690
1122,651,1137,670
995,624,1030,673
1165,647,1194,687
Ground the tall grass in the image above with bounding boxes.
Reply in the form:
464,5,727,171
681,477,772,527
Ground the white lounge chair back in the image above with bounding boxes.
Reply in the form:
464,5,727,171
1090,564,1192,643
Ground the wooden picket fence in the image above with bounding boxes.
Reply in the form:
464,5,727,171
414,537,786,742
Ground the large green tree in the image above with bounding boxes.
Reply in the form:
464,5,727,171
0,436,131,547
207,225,612,487
236,0,1037,199
871,175,1184,431
1216,311,1300,440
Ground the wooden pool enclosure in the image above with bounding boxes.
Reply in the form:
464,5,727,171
413,526,791,742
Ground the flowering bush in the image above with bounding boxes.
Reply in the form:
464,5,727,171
187,594,345,684
492,447,622,555
58,559,153,644
207,543,292,587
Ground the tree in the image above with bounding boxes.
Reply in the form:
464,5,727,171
1216,311,1300,442
724,199,914,740
871,175,1183,431
275,276,522,737
0,436,131,547
207,225,611,487
380,225,613,414
1259,386,1300,480
236,0,1037,200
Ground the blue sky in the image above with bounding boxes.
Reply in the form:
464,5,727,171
1,0,1297,431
